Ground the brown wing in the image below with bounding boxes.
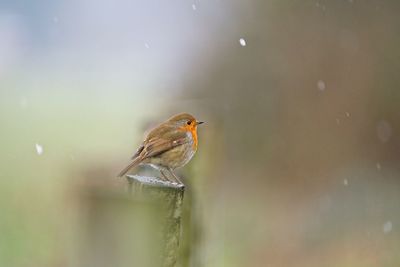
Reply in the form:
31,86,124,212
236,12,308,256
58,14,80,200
130,122,173,159
118,138,186,177
118,123,188,177
140,135,188,159
139,123,189,159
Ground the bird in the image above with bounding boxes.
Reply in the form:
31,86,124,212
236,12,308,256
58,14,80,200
118,113,204,185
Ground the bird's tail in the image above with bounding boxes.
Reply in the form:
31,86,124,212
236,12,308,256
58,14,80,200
117,156,143,177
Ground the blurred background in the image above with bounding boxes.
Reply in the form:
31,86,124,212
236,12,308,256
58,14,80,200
1,0,400,266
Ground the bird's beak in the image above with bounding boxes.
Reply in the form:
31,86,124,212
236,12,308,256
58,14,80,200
196,121,204,125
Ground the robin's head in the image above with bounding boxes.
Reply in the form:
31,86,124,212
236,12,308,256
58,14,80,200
169,113,203,150
168,113,204,129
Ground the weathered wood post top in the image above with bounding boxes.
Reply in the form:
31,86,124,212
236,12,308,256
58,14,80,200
126,175,185,267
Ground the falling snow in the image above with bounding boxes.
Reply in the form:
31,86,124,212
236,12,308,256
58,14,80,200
192,4,197,10
383,221,392,234
343,179,348,186
35,143,43,155
317,80,326,91
345,112,350,117
376,120,392,143
376,162,381,170
144,43,150,49
239,38,246,47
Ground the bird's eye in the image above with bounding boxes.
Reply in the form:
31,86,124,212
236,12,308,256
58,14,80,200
187,121,192,125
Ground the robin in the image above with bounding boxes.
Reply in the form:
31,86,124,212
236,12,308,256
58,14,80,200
118,113,204,185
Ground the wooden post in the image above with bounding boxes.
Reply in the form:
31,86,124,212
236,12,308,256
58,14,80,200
126,175,185,267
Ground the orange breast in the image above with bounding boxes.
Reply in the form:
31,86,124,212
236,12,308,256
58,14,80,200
190,127,198,150
180,124,198,150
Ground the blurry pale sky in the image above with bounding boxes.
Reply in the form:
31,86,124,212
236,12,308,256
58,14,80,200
0,0,237,98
